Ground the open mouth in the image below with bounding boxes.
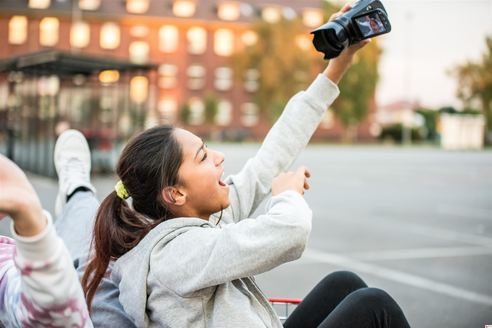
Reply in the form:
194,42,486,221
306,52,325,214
218,170,228,188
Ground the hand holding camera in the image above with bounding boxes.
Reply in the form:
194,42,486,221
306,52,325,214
312,0,391,60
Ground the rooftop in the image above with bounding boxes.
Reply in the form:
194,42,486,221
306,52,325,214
0,50,156,76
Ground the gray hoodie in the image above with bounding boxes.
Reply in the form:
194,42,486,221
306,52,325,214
112,74,340,327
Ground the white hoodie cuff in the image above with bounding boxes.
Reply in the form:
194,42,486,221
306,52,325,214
10,210,60,262
304,74,340,110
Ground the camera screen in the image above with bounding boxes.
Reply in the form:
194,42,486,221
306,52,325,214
354,12,386,38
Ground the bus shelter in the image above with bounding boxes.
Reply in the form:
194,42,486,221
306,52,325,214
0,50,157,176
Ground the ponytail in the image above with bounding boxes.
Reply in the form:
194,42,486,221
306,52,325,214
81,125,182,310
81,191,162,310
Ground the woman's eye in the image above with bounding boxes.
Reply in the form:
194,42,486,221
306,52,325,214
201,152,208,162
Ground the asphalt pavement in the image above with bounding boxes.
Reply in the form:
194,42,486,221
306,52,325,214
2,144,491,327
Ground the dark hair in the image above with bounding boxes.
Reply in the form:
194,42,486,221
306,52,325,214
82,125,182,310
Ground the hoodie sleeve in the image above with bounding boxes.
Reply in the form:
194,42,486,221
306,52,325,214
0,211,91,328
219,74,339,223
151,191,312,297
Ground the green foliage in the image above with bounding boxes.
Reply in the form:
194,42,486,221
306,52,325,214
453,36,492,141
379,123,424,143
180,103,191,125
323,3,382,135
204,94,219,124
334,41,381,127
415,108,439,140
230,18,321,122
229,4,382,132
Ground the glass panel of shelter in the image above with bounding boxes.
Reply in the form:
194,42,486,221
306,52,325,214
4,69,151,176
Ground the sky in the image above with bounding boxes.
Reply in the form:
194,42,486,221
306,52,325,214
367,0,492,108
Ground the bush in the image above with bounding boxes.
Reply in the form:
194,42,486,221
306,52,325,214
379,123,425,143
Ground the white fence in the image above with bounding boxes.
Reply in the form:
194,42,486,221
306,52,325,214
440,114,485,150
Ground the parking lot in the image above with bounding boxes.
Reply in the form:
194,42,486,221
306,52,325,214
2,145,491,327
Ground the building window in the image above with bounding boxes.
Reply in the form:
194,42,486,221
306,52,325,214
188,98,204,125
129,41,150,64
262,6,281,23
241,103,259,126
216,100,232,126
9,16,28,45
187,65,205,90
244,69,259,92
98,70,120,84
126,0,149,14
29,0,50,9
79,0,100,10
100,23,120,50
241,30,257,47
173,0,196,18
159,25,179,53
158,97,178,123
158,64,178,89
214,67,233,91
217,1,240,21
303,8,324,28
130,76,148,103
187,27,207,54
214,29,234,56
70,21,90,48
40,17,59,47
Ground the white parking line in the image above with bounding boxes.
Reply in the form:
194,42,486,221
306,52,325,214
368,216,492,248
348,246,492,261
304,248,492,307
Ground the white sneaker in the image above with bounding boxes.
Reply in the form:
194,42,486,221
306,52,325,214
54,129,96,217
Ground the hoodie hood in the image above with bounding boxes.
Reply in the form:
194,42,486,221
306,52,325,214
112,217,211,327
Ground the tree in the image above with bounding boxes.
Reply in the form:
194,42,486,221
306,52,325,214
322,3,382,141
230,4,382,141
204,94,219,124
230,18,321,122
179,103,191,125
453,36,492,144
334,41,381,140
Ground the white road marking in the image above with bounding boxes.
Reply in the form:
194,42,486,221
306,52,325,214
348,246,492,261
367,216,492,248
303,248,492,307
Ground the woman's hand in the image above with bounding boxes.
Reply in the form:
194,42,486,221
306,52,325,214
0,155,46,236
323,3,371,84
272,166,311,196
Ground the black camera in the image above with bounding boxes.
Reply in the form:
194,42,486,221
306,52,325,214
311,0,391,59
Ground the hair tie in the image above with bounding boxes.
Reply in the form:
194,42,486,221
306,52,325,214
115,180,129,200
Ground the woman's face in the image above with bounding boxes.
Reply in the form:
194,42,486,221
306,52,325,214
173,128,230,219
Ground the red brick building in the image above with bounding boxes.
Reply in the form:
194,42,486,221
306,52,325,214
0,0,375,149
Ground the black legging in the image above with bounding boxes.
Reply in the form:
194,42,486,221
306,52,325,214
284,271,410,328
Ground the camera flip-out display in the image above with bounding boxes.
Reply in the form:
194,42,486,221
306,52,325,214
311,0,391,59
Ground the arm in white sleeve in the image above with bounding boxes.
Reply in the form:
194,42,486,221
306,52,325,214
218,74,339,223
0,211,92,328
155,191,312,296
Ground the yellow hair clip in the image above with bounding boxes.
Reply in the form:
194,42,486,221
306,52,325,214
115,180,129,200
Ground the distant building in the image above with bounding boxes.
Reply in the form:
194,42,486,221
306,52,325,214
376,100,423,128
0,0,377,173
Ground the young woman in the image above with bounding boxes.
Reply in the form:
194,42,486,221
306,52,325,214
0,154,91,327
82,5,411,327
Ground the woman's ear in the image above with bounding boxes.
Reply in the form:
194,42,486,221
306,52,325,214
162,187,186,207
